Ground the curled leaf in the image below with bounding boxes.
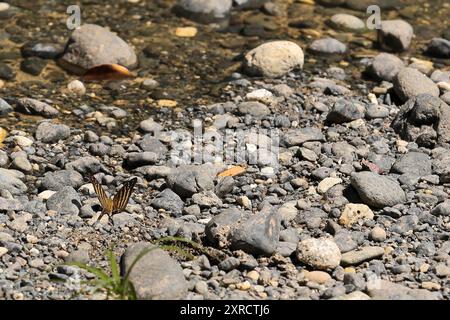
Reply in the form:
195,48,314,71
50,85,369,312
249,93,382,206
82,64,134,81
218,165,246,178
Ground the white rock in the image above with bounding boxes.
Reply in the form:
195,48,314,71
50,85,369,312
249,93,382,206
13,136,33,148
297,237,341,270
246,89,274,104
38,190,57,200
317,177,342,194
0,247,8,258
67,80,86,95
244,41,304,78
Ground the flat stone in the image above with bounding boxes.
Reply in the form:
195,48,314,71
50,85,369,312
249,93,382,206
341,247,385,266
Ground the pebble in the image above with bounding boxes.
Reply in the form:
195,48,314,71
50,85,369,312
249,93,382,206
244,41,304,78
393,68,440,102
67,80,86,95
0,247,8,258
303,270,332,284
297,238,341,270
174,0,232,25
309,38,347,55
350,171,406,208
317,177,342,194
369,53,404,82
175,27,198,38
378,20,414,51
370,226,387,242
329,14,365,32
341,247,385,266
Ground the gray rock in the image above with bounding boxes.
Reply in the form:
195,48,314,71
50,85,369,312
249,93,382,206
230,205,280,255
326,99,365,124
192,191,223,208
0,150,8,167
59,24,137,74
120,242,188,299
233,0,268,9
11,157,32,173
334,230,358,253
341,247,384,266
365,104,389,119
391,215,418,235
218,257,240,271
391,94,450,147
367,280,441,300
309,38,347,55
296,237,341,270
65,249,90,265
276,242,297,257
139,118,163,134
40,170,84,191
87,143,109,158
46,186,81,215
0,169,27,195
151,189,184,217
138,134,167,156
378,20,414,52
205,208,244,247
124,152,159,169
16,98,59,117
35,121,70,143
65,156,101,174
393,68,440,102
244,41,304,78
329,13,365,32
350,172,406,208
431,200,450,216
284,127,325,146
0,198,24,211
238,101,270,117
166,164,218,198
392,152,431,176
369,53,404,82
425,38,450,58
174,0,233,25
21,42,65,59
0,98,13,116
415,242,436,257
111,213,137,227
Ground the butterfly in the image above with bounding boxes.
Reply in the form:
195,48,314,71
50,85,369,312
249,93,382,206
90,175,137,219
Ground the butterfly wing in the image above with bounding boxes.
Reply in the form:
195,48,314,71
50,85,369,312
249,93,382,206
90,175,112,213
112,177,137,213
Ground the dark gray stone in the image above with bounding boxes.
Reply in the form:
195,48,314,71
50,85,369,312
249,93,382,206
350,171,406,208
151,188,184,217
230,205,280,255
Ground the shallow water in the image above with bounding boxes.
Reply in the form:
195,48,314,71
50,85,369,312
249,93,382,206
0,0,448,135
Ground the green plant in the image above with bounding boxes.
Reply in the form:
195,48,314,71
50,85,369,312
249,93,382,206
64,236,201,300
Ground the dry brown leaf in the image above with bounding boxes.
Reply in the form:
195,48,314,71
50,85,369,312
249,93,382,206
82,64,135,81
218,166,246,178
0,127,7,148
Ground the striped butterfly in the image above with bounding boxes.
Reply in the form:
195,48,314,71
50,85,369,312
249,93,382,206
90,175,137,219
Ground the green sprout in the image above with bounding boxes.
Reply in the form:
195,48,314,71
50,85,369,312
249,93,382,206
63,236,202,300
